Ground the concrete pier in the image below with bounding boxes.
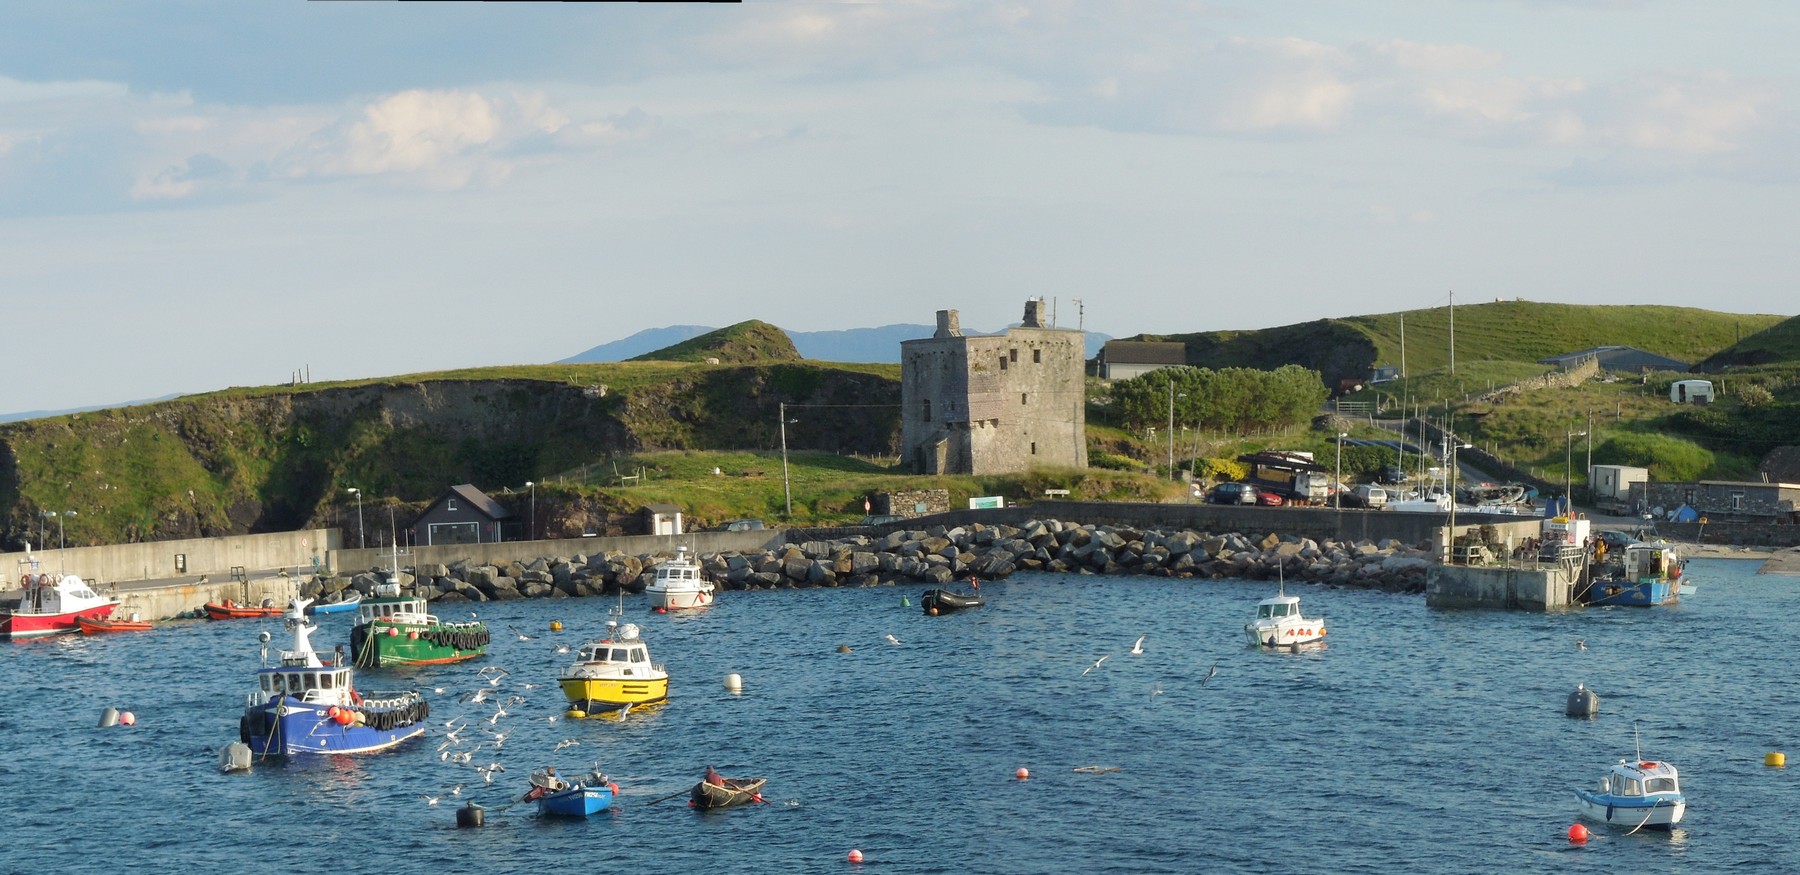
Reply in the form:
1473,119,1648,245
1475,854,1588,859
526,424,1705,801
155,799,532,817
1426,563,1581,611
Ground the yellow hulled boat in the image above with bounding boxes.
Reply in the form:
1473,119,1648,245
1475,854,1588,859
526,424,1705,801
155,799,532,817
559,611,668,718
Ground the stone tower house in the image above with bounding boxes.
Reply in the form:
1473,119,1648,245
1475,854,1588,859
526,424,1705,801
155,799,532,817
900,300,1088,475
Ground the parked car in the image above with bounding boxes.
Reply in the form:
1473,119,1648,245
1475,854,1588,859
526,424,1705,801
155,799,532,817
1255,489,1286,507
1207,482,1258,505
715,519,766,532
1596,529,1638,552
858,514,907,526
1379,465,1407,485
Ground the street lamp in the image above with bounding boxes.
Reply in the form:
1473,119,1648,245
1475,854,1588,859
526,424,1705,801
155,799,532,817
525,481,536,541
1334,433,1347,509
780,402,799,516
48,510,77,550
347,487,364,548
1565,431,1587,514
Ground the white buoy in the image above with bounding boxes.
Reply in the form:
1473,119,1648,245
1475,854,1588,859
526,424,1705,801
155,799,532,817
98,707,119,728
218,742,253,773
724,673,743,693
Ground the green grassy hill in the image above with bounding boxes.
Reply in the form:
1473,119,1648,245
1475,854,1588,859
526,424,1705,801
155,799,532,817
0,358,901,549
629,320,802,364
1694,314,1800,371
1143,302,1785,385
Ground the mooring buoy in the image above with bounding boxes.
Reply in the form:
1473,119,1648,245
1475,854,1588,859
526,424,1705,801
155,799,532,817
455,802,485,828
1565,683,1600,717
98,707,119,728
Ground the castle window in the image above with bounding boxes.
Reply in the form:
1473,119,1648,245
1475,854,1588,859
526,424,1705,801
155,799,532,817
999,355,1007,371
1031,442,1037,455
923,399,932,421
1009,349,1018,363
1021,393,1028,405
1033,349,1041,364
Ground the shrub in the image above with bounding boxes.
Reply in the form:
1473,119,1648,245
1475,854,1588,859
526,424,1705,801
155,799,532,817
1592,432,1714,482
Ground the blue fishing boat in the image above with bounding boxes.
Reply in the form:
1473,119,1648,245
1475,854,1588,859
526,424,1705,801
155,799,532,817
1585,541,1684,607
238,599,429,756
525,767,618,817
307,593,362,615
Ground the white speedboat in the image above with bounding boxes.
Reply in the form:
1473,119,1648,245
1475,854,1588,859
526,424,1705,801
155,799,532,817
1575,758,1686,830
1244,579,1327,649
644,547,715,610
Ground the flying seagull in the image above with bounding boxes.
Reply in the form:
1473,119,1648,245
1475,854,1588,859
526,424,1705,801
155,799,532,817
508,625,536,641
1082,655,1110,676
1129,635,1146,655
553,739,580,752
418,793,442,806
1199,663,1218,687
1576,640,1588,651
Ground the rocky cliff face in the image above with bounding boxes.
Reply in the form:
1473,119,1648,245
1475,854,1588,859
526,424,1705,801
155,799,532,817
0,365,899,548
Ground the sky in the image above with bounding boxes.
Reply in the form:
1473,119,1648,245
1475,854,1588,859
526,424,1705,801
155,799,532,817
3,1,1797,415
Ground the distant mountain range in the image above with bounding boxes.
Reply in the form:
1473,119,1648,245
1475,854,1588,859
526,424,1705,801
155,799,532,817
561,324,1111,364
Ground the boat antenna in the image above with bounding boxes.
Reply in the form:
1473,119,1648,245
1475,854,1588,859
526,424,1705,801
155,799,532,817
1277,562,1286,597
1634,721,1642,762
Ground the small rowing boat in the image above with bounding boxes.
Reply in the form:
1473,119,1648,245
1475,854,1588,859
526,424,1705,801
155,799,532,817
204,600,283,621
691,771,766,810
307,593,362,615
78,614,152,634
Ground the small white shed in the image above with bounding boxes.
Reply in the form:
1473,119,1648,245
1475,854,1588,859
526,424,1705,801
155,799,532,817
1588,464,1649,502
1670,379,1714,404
643,503,684,536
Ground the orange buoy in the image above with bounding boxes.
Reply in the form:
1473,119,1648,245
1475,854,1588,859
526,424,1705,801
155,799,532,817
847,849,864,863
1568,823,1589,843
387,627,399,637
928,607,939,616
119,711,136,726
1015,767,1029,780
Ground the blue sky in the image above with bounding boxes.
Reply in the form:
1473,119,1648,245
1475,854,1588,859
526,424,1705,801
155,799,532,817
3,1,1795,414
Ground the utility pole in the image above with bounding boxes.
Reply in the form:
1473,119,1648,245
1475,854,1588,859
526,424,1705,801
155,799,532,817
1448,290,1455,375
1166,379,1175,481
780,403,794,516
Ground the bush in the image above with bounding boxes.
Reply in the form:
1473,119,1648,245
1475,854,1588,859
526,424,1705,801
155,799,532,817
1089,452,1142,472
1593,432,1714,482
1196,457,1247,483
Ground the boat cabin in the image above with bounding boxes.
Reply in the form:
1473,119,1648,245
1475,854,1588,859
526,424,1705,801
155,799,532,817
575,640,652,667
1623,543,1678,581
257,665,353,706
1601,761,1680,797
1254,597,1302,620
655,558,703,585
355,584,434,626
19,573,108,615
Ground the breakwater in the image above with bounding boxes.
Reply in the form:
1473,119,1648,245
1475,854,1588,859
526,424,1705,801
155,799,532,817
307,518,1442,602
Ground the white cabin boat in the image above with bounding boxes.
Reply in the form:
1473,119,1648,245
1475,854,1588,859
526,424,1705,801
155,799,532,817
1575,759,1686,830
3,572,117,639
644,547,715,610
1244,588,1327,649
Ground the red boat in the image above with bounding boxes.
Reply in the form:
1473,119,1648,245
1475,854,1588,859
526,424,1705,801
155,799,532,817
204,600,284,620
3,573,118,639
78,615,153,634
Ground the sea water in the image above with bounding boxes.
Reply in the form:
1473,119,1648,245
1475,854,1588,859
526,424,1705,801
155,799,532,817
2,559,1795,873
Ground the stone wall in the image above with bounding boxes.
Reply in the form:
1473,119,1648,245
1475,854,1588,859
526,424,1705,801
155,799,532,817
876,489,950,517
1634,481,1800,523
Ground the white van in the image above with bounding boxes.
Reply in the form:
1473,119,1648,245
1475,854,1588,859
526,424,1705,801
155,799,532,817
1351,484,1389,509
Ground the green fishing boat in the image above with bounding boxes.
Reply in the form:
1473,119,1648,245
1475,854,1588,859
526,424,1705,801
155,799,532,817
349,582,490,667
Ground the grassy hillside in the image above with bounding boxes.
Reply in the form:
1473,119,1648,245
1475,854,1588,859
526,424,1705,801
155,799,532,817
0,359,901,549
1144,302,1785,385
1694,314,1800,371
629,320,801,364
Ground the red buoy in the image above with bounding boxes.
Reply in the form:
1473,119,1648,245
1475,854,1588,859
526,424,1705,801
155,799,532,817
847,849,864,863
1568,823,1589,843
1015,767,1029,780
119,711,136,726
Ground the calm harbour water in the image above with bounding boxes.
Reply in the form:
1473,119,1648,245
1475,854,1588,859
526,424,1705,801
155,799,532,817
3,559,1796,874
